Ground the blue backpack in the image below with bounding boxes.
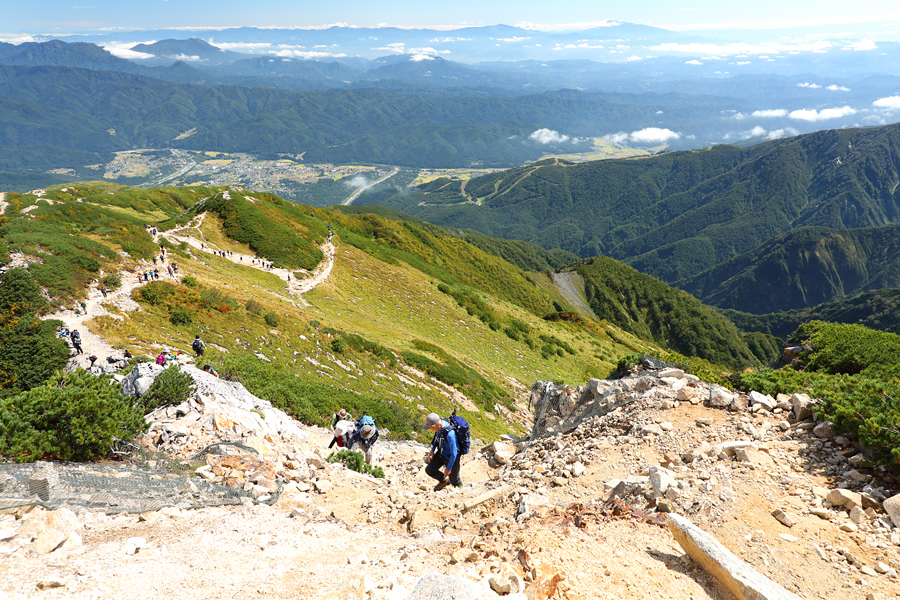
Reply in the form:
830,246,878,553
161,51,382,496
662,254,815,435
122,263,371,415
445,413,471,455
358,414,375,428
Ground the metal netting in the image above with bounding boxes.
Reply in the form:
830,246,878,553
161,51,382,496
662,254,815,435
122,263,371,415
0,442,282,515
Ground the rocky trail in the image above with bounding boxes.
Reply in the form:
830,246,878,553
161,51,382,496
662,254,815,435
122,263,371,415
2,363,899,600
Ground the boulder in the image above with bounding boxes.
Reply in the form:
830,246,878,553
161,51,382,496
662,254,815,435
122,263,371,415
14,508,81,554
826,488,862,511
790,393,815,421
667,514,802,600
812,422,835,438
491,442,516,465
749,391,775,411
649,465,677,498
737,448,775,468
709,389,735,408
658,368,685,379
884,494,900,528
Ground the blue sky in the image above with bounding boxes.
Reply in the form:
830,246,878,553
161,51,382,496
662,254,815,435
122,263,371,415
3,0,900,34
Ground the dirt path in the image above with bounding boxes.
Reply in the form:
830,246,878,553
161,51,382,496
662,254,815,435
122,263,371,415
157,211,336,301
42,266,151,369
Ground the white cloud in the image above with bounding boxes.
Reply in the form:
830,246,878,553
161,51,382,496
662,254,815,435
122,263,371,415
735,61,751,65
529,129,570,144
606,127,681,145
429,37,472,43
725,126,768,141
685,59,703,65
797,82,822,89
494,36,530,42
343,176,369,190
104,46,157,60
751,109,788,118
789,106,857,121
651,40,832,57
274,49,347,59
410,53,435,61
625,55,642,61
873,96,900,109
514,20,621,31
765,128,799,140
732,113,747,120
0,34,39,44
845,39,877,51
374,42,407,53
209,41,274,52
826,85,851,91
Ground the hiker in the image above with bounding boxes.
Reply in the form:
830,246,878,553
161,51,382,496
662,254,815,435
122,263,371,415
100,287,107,298
328,408,353,448
71,330,83,355
202,364,219,378
89,355,98,368
155,352,167,365
80,301,87,314
191,334,206,357
424,412,464,490
346,414,379,464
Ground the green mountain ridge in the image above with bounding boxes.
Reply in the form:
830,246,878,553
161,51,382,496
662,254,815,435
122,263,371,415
367,124,900,278
681,223,900,313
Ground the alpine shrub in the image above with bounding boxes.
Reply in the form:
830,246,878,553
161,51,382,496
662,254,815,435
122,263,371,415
169,307,194,326
246,299,263,315
180,275,199,288
137,366,196,413
264,312,280,327
101,273,122,290
0,370,148,462
327,449,385,478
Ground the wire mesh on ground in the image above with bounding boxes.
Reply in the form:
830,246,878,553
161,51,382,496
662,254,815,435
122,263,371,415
0,442,280,515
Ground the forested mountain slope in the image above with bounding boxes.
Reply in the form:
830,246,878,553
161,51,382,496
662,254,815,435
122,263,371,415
367,124,900,285
681,223,900,313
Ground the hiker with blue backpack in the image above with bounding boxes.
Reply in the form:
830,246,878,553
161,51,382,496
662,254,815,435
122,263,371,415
346,413,379,464
424,411,470,491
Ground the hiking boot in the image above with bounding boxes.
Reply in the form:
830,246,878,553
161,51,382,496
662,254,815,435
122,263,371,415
433,478,450,492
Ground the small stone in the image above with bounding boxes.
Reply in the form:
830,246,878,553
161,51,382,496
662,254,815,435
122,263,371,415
883,493,900,528
810,508,831,520
488,576,512,594
874,562,890,574
840,522,858,532
860,566,878,577
659,422,673,432
123,537,146,555
849,506,866,525
656,498,674,513
695,418,714,427
778,421,790,431
313,479,333,494
772,509,796,528
36,578,66,590
779,533,799,543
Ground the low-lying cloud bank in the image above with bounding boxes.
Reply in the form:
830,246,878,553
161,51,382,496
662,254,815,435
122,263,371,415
605,127,681,145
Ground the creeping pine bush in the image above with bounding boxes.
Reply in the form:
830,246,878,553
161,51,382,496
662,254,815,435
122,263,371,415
180,275,199,288
169,307,194,326
264,312,280,327
136,366,196,413
327,449,385,478
101,273,122,290
0,371,148,462
245,300,263,315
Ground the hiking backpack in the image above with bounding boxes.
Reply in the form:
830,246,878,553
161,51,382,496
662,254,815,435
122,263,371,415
446,412,471,455
191,338,201,351
358,414,375,428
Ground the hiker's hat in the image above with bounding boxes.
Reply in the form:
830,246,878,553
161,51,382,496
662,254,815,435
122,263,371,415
423,413,441,429
360,424,375,439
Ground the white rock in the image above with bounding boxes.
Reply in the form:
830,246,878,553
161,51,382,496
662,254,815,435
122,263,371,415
123,537,146,555
667,514,802,600
883,494,900,529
